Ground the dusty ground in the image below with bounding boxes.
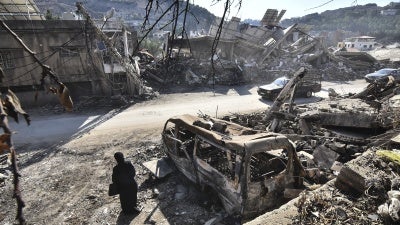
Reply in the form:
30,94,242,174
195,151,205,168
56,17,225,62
0,81,368,225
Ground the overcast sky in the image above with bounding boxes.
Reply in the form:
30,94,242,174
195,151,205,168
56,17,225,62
193,0,396,20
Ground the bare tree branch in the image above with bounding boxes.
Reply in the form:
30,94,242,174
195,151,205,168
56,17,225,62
0,19,73,111
0,88,26,225
133,2,176,55
210,0,231,88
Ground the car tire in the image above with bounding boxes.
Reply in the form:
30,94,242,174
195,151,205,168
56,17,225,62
306,91,312,98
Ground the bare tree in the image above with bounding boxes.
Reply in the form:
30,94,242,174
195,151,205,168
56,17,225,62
136,0,243,89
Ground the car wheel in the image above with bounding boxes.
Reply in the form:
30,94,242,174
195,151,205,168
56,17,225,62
306,91,312,98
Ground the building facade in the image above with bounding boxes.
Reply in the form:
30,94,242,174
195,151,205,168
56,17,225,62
341,36,376,51
0,20,114,106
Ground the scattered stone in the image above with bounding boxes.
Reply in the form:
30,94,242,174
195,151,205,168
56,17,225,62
330,161,343,174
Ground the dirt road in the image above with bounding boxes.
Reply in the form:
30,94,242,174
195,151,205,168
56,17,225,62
12,80,366,147
0,80,368,225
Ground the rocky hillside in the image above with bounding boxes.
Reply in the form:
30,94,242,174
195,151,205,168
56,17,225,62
34,0,215,32
281,3,400,44
34,1,400,44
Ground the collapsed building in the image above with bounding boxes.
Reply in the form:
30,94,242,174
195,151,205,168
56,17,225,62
154,9,382,88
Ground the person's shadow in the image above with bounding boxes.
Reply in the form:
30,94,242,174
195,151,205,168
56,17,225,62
116,211,139,225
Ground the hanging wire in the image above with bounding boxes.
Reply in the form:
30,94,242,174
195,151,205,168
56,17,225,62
78,15,128,93
210,0,232,92
6,52,78,84
305,0,334,11
3,32,85,84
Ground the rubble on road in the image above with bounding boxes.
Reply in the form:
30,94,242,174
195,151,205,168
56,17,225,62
79,5,392,103
142,9,396,92
3,6,400,225
292,150,398,225
181,70,400,223
142,157,175,179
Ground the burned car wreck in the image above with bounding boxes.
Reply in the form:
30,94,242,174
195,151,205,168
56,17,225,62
161,114,305,219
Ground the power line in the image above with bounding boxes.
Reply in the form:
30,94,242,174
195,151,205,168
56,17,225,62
3,37,85,70
6,54,78,85
3,32,85,83
305,0,334,11
2,49,54,61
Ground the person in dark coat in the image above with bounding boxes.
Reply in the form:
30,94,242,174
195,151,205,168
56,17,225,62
112,152,139,214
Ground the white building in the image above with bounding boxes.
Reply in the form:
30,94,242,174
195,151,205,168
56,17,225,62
153,31,170,39
342,36,376,51
381,9,398,16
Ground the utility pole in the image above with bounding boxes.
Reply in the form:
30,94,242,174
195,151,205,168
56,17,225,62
76,2,144,96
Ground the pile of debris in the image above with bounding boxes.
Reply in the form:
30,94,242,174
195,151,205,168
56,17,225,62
141,54,369,89
291,149,400,225
216,70,400,223
141,9,386,89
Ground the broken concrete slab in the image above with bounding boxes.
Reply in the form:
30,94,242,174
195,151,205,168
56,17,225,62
298,98,391,129
142,157,176,179
300,110,381,129
335,165,366,194
327,141,346,154
313,145,339,170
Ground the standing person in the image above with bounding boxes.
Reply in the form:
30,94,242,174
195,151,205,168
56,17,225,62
112,152,139,214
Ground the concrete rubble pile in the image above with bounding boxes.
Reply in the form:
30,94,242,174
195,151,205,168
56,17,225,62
290,150,399,225
219,75,400,224
137,13,400,221
139,68,400,224
143,9,386,88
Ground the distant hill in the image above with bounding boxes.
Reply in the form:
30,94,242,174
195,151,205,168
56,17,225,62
280,3,400,44
34,1,400,45
34,0,215,33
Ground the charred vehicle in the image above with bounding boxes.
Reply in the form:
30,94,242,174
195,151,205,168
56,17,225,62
162,114,305,218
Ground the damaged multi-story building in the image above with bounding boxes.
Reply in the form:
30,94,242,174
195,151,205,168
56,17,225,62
168,9,318,63
0,0,139,106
